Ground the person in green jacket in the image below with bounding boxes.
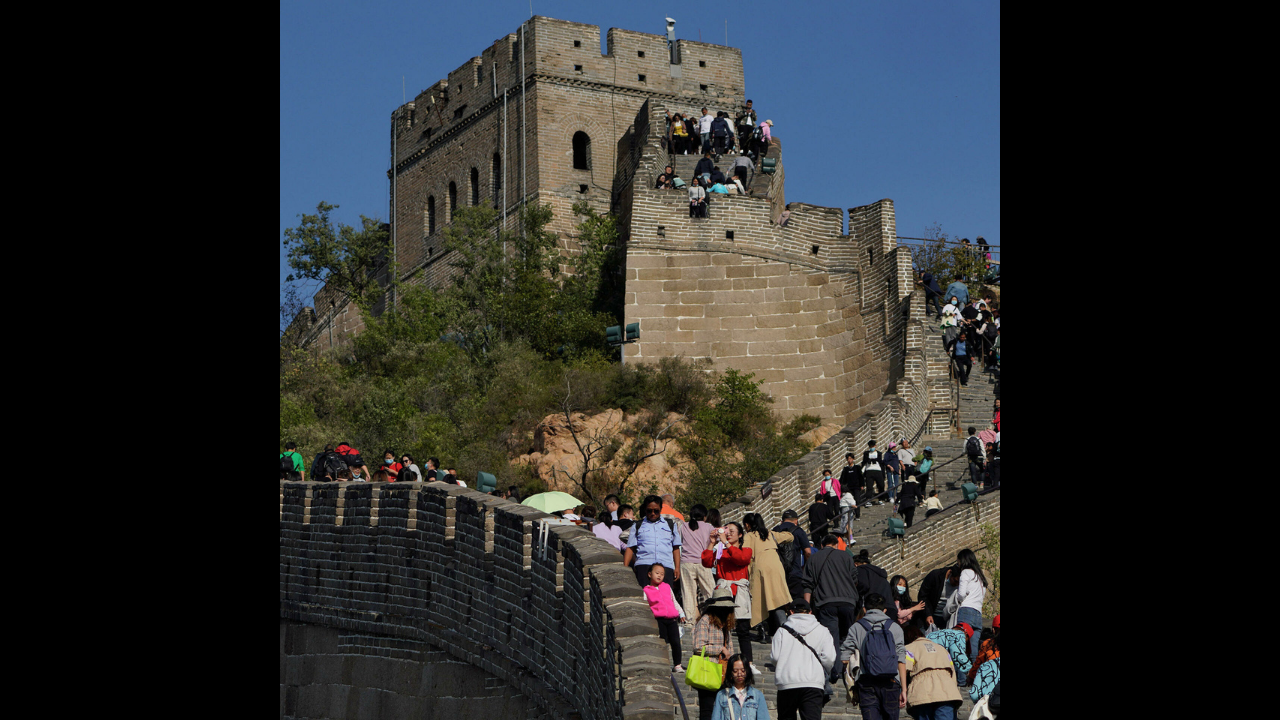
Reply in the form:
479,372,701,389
915,447,934,493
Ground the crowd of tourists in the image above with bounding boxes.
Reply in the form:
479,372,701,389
916,265,999,388
652,101,775,219
278,442,464,485
583,492,1000,720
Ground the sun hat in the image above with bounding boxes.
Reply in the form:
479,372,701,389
701,587,738,610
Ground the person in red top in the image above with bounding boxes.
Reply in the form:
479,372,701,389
379,448,403,480
702,522,757,669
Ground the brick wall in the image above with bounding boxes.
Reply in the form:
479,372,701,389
622,100,910,425
281,480,673,720
866,490,1000,587
710,280,955,528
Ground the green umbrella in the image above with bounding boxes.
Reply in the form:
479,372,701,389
521,491,584,514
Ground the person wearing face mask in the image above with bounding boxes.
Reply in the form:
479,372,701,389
888,575,927,630
378,449,402,480
818,467,841,517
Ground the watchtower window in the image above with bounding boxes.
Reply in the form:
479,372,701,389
575,64,583,72
449,182,458,221
638,50,645,58
867,248,874,265
453,105,466,120
638,74,646,82
427,196,436,235
699,60,706,67
574,40,581,47
700,84,708,92
470,167,479,206
476,64,483,84
572,131,591,170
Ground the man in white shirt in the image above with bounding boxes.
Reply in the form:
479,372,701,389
697,107,714,154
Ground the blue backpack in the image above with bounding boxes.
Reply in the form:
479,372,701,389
857,618,898,678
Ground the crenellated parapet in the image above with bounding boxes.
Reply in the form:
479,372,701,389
280,480,674,720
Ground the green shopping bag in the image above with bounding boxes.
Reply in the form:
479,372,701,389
685,647,725,691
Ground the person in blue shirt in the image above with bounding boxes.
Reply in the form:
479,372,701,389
943,275,969,309
951,331,973,386
624,494,683,588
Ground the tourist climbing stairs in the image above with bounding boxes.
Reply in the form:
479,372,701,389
665,147,768,200
671,622,977,720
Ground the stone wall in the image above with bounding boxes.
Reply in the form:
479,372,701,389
866,490,1001,587
280,480,674,720
281,621,547,720
622,100,912,425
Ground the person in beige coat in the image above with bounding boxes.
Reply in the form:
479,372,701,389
741,513,794,648
901,624,963,719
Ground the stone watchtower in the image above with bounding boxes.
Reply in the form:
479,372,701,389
388,15,746,288
301,16,938,434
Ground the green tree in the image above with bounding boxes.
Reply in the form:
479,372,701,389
978,521,1001,617
282,201,392,311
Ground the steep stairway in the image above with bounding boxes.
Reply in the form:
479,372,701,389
670,621,977,720
918,310,1000,441
664,145,769,198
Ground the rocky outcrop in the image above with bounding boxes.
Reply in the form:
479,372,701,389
515,409,691,500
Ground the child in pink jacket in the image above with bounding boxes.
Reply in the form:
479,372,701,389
643,565,686,672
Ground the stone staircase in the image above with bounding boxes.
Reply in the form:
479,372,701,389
670,626,977,720
664,146,769,198
918,309,1000,442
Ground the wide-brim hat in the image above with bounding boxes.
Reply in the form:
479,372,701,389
701,587,737,610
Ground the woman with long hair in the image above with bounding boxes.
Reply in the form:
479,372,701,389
680,504,717,623
691,588,738,720
709,654,769,720
741,513,793,649
890,574,928,630
702,522,755,669
951,548,988,686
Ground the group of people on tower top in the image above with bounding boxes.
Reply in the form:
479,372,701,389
667,100,772,162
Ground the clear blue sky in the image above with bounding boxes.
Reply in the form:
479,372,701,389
281,1,999,306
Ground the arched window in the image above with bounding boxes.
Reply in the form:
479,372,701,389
427,196,436,236
492,152,502,206
449,181,457,222
471,167,479,206
572,131,591,170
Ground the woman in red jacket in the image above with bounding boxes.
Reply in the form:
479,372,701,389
702,522,757,670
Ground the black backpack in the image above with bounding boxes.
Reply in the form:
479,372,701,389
279,453,296,475
321,451,347,478
983,323,998,341
711,117,729,137
966,436,983,459
776,534,796,572
857,618,899,678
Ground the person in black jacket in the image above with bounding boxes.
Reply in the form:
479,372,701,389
695,151,715,182
894,472,921,528
838,454,863,519
773,510,812,604
861,441,886,506
917,564,960,629
850,549,896,617
803,534,861,680
918,269,944,317
807,493,833,540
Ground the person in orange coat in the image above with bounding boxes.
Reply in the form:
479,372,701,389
703,522,755,670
